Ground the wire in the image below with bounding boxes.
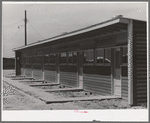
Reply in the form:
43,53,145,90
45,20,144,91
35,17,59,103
28,21,44,40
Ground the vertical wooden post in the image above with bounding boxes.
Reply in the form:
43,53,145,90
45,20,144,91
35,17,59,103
77,51,83,89
15,51,17,76
111,48,114,95
128,19,133,105
31,56,33,78
56,54,60,84
15,51,21,76
42,55,44,80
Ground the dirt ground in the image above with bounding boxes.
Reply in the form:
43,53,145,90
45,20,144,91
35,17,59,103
2,70,147,110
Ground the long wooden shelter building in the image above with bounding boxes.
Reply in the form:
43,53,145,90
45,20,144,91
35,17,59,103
13,16,147,106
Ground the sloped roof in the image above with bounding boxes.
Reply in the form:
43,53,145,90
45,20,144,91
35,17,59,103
13,16,145,51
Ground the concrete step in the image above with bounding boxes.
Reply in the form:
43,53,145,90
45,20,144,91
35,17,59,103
40,95,120,104
45,88,83,92
11,77,33,80
19,80,44,82
5,75,25,78
29,83,59,86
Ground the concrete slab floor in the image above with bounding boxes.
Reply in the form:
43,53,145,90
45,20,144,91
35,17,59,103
41,95,120,104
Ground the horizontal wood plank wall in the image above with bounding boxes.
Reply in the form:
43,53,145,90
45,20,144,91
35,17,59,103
60,66,78,87
44,65,56,83
33,65,43,80
25,65,32,77
25,68,32,77
83,66,111,95
21,68,24,76
121,66,128,100
133,20,147,105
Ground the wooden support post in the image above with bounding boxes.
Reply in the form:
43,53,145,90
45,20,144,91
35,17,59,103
15,51,21,76
111,48,114,95
77,51,83,89
42,55,44,80
31,56,33,78
128,19,133,105
15,51,17,76
56,54,60,84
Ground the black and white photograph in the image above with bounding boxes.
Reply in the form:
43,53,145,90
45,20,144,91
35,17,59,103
2,1,148,121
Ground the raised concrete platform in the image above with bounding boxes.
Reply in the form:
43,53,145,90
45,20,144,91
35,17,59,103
3,76,120,104
5,75,25,78
45,88,83,92
41,95,120,104
29,83,59,86
11,77,33,80
19,80,44,82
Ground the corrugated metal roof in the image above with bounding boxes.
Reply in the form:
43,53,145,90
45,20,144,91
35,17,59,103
13,16,138,51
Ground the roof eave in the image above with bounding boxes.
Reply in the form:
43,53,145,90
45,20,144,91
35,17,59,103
13,18,129,51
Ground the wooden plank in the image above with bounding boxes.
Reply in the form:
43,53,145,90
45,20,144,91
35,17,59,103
83,78,111,84
83,84,111,91
60,71,77,74
83,73,111,95
33,69,43,80
84,74,111,79
84,85,111,92
83,81,111,87
60,75,77,79
83,77,111,82
83,81,111,86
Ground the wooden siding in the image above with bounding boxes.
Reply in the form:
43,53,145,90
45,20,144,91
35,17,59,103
33,65,43,80
60,66,78,87
133,20,147,105
25,68,32,77
44,70,56,83
24,65,33,77
33,69,43,80
44,65,56,83
116,32,127,45
121,66,128,100
21,68,24,76
83,66,111,95
83,74,111,95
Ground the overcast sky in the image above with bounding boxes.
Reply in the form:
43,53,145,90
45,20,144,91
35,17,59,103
2,2,147,58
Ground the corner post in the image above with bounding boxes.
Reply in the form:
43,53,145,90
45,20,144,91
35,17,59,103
15,51,17,76
128,19,133,105
15,51,21,76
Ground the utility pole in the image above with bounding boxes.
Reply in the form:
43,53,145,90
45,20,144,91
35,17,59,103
25,10,27,46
